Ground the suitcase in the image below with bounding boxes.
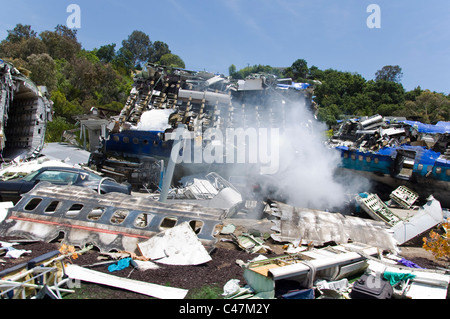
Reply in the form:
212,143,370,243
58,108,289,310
350,273,393,299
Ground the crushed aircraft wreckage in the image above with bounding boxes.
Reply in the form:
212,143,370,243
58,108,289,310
0,182,228,253
329,115,450,207
356,186,444,245
87,63,315,190
266,201,398,252
242,242,380,299
0,60,53,163
0,61,448,300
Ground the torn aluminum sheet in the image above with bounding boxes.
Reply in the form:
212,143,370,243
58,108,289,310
0,182,228,253
64,264,188,299
268,201,398,252
137,221,212,265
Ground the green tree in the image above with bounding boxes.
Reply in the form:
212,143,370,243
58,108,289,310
375,65,403,83
27,53,57,92
363,80,405,111
405,90,450,123
6,24,37,43
285,59,309,81
308,65,324,81
51,89,84,120
313,69,366,113
121,30,152,67
45,116,77,143
159,53,185,68
150,41,171,63
0,36,47,62
228,64,237,77
54,24,78,40
113,47,135,75
95,44,116,63
317,104,340,127
229,64,281,79
405,86,423,102
40,26,81,61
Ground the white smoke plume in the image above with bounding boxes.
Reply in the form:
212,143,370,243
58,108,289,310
261,97,370,211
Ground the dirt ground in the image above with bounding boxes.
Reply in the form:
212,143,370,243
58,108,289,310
1,227,448,300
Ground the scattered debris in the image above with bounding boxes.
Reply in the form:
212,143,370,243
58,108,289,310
222,279,241,297
356,190,444,245
130,259,160,271
389,185,419,209
108,257,132,272
88,64,315,190
241,243,379,299
329,115,450,207
0,157,73,181
365,259,450,299
137,221,212,265
0,245,91,299
64,264,188,299
349,272,393,299
230,233,270,254
3,246,31,259
220,223,236,235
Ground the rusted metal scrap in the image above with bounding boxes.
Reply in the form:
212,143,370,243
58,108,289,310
0,182,228,253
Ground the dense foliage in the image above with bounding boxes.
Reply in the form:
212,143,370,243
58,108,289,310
1,24,448,143
230,59,449,127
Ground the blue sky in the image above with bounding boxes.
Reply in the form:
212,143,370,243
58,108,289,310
1,0,449,94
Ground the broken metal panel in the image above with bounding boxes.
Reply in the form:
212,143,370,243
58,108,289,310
355,193,402,227
268,201,398,252
0,182,227,253
64,264,188,299
389,185,419,209
137,221,212,265
390,195,444,245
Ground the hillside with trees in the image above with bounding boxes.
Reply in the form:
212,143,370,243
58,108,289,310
0,24,186,141
1,24,448,143
231,59,449,127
